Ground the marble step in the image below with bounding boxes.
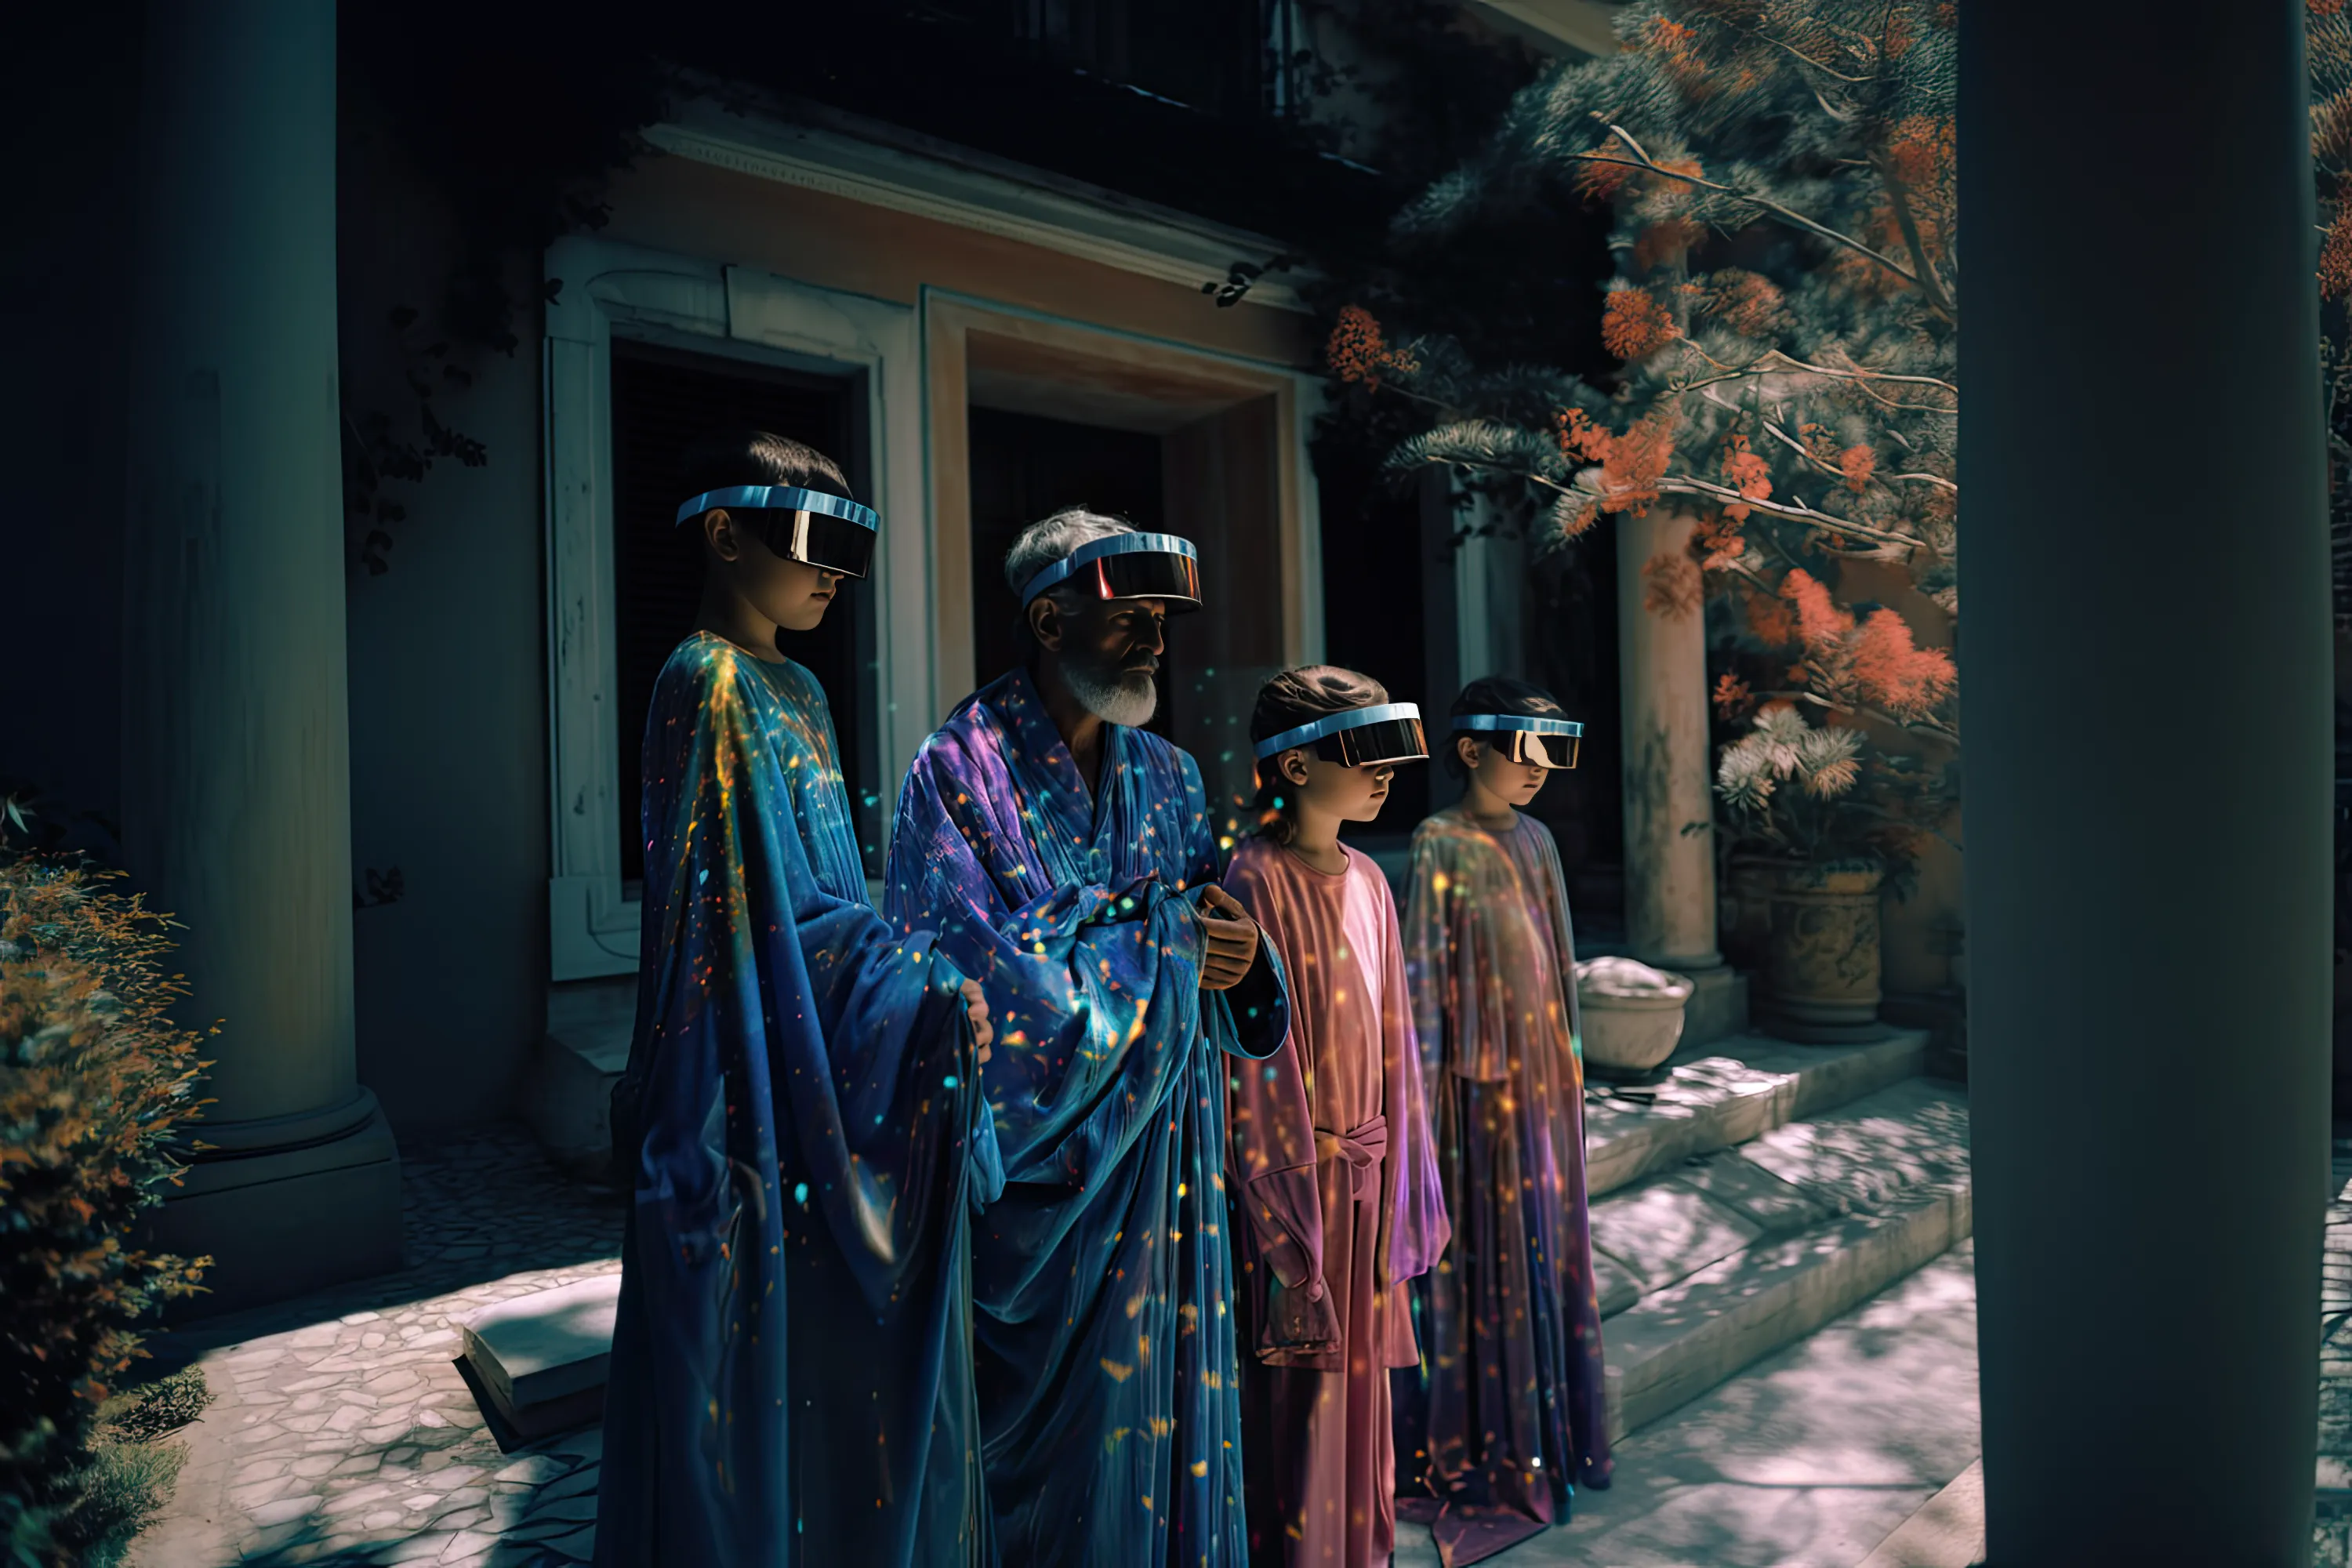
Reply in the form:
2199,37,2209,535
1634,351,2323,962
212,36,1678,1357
1594,1076,1973,1443
1581,1027,1932,1200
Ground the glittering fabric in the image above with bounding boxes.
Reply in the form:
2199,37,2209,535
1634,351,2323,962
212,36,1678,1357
595,634,1000,1568
1221,838,1448,1568
1395,808,1611,1568
884,665,1288,1567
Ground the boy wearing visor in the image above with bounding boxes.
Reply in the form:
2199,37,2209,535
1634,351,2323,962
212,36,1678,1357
884,508,1287,1564
1394,676,1611,1563
597,430,997,1568
1220,667,1449,1568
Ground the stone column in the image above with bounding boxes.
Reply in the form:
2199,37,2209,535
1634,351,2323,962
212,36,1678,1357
122,0,401,1317
1963,6,2328,1563
1617,510,1741,1035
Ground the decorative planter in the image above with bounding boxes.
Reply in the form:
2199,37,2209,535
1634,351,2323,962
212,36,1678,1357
1764,863,1885,1042
1575,956,1694,1079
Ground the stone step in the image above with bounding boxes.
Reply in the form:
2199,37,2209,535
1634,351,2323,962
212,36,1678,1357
1393,1243,1982,1567
1594,1076,1973,1443
1582,1027,1932,1200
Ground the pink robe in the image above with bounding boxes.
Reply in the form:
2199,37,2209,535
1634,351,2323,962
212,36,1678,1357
1224,837,1450,1567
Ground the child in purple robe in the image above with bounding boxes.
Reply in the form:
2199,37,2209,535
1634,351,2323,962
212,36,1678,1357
1222,666,1450,1568
1398,676,1611,1568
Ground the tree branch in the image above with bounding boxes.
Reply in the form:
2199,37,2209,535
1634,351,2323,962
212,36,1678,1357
1574,123,1943,313
1870,150,1960,324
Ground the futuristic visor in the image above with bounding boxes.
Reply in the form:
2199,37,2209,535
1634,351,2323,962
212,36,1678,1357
1253,702,1430,768
1019,532,1203,614
1456,713,1584,770
675,485,880,580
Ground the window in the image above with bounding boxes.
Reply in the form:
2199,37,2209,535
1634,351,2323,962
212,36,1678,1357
608,340,882,886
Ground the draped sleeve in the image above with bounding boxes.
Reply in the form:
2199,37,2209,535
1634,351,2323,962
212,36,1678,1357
1373,865,1450,1287
885,720,1284,1197
1219,841,1325,1294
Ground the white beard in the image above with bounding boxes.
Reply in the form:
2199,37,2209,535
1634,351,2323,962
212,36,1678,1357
1065,658,1158,728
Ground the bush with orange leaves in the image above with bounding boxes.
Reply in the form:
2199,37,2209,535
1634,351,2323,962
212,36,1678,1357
1,854,211,1563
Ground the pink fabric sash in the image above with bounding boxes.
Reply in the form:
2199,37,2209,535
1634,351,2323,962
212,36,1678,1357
1315,1113,1389,1201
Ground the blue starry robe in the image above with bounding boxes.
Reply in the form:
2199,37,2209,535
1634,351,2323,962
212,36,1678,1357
595,634,1000,1568
884,666,1287,1567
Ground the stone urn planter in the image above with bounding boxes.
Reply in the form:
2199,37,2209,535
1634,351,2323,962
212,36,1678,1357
1764,862,1885,1043
1574,956,1694,1080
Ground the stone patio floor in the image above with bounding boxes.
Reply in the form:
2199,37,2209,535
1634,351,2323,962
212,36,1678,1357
124,1122,2352,1566
129,1126,624,1568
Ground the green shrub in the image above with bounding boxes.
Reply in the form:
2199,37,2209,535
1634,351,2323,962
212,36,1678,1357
0,856,212,1566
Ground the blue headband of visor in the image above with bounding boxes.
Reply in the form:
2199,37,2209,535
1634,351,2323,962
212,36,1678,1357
673,485,878,532
1454,713,1585,738
1020,532,1200,606
1253,702,1425,760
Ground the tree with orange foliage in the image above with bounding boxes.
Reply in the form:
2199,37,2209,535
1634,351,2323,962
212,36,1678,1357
1335,0,1960,869
2310,0,2352,627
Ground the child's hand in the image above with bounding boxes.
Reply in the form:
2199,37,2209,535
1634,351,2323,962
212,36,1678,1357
1196,886,1261,992
960,978,993,1062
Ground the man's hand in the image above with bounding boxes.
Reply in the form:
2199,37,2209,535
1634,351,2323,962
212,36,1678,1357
960,978,994,1063
1196,885,1261,993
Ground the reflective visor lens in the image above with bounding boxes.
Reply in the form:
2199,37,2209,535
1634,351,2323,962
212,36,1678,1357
1316,717,1429,768
757,509,875,579
1087,550,1202,610
1497,728,1580,770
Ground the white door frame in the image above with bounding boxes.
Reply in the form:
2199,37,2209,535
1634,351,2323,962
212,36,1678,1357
541,234,927,981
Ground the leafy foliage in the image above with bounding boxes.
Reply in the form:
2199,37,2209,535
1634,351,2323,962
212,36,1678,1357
0,857,211,1566
1323,0,1962,863
1715,702,1949,873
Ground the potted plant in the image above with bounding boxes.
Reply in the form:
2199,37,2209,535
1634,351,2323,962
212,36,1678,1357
1714,704,1945,1041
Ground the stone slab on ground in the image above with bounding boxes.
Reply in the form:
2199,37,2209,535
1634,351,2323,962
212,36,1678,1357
462,1274,622,1413
1396,1243,1982,1568
1581,1031,1930,1201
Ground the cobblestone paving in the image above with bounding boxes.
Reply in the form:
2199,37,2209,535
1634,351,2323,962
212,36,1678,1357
129,1126,623,1568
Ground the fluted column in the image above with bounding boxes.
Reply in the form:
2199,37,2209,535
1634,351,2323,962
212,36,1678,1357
122,0,401,1316
1963,4,2328,1562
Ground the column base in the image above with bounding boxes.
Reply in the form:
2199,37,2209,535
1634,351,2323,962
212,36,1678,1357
140,1091,404,1320
1672,963,1748,1046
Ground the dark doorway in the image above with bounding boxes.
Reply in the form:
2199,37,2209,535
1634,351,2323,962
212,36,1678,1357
608,339,879,888
966,405,1169,734
1316,449,1432,835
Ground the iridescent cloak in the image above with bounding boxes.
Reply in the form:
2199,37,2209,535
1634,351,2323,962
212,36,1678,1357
884,666,1288,1567
1397,808,1611,1568
595,634,1000,1568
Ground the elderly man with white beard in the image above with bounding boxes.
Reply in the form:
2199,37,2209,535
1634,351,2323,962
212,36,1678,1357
883,508,1289,1566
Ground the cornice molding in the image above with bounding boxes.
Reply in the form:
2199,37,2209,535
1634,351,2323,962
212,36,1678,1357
642,111,1312,314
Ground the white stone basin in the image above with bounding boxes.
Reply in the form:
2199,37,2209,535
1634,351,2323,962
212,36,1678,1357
1577,956,1695,1076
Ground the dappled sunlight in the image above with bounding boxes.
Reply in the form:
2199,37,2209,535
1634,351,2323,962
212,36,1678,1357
1397,1247,1980,1567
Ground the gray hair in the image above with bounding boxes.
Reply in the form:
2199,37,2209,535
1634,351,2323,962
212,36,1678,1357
1003,508,1135,608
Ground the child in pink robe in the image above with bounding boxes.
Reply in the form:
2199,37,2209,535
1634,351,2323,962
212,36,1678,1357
1223,666,1450,1568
